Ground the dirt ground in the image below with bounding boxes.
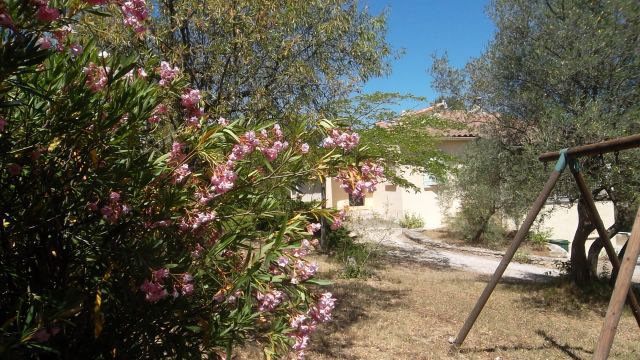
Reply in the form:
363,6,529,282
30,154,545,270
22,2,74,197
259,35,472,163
302,256,640,360
423,229,553,258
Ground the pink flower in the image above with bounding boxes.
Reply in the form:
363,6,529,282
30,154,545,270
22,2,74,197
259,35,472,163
169,141,186,164
32,327,60,342
308,292,336,323
210,165,237,194
306,223,321,234
191,243,205,258
299,143,309,154
152,268,169,282
140,279,168,302
172,163,191,183
36,6,60,22
217,117,228,126
256,289,284,312
121,0,148,33
100,191,130,224
158,61,180,86
83,63,109,92
321,128,360,151
69,44,83,56
0,11,15,31
7,163,21,176
36,36,53,50
180,89,201,109
276,256,289,267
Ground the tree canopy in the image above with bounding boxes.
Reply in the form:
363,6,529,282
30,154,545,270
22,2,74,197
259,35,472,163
432,0,640,284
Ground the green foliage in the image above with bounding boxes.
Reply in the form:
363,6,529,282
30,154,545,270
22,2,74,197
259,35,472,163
529,229,552,250
326,227,376,278
0,2,383,358
440,138,542,244
513,250,531,264
448,208,508,247
336,91,454,191
89,0,392,126
432,1,640,263
398,213,425,229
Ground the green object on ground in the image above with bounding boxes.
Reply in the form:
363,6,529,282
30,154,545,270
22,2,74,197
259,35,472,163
548,239,570,252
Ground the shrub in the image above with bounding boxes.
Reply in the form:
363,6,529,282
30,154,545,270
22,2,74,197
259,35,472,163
398,213,425,229
0,3,385,358
513,250,531,264
326,226,376,278
529,229,552,250
448,210,508,247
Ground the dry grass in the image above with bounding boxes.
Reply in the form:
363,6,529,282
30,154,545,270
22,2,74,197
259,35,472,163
301,255,640,360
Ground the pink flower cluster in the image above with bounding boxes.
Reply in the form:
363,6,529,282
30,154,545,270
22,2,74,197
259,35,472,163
308,292,336,323
83,62,109,92
0,4,15,30
179,211,216,232
288,292,336,359
306,222,321,234
140,269,194,303
35,1,60,22
168,141,192,183
140,268,169,302
321,128,360,151
158,61,180,86
336,160,385,199
147,103,168,124
291,259,318,285
100,191,131,224
206,124,289,198
37,26,75,52
120,0,148,33
228,125,288,164
180,89,204,128
256,289,284,312
123,67,148,81
209,164,237,195
330,209,346,230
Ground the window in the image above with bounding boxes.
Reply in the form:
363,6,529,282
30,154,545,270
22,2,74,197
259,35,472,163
423,173,437,187
349,194,364,206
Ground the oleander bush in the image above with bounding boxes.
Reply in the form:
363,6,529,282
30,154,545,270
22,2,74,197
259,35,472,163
0,2,384,358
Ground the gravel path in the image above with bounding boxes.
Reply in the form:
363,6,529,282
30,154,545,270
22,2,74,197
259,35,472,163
368,228,559,282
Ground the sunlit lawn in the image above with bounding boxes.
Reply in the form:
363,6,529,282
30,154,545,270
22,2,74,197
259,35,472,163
301,255,640,360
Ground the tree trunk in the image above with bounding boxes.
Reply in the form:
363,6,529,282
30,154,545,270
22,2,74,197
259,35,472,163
570,198,596,286
471,209,495,244
587,224,618,280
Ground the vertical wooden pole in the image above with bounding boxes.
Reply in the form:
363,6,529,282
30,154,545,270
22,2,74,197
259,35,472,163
569,160,640,327
593,207,640,360
452,153,568,348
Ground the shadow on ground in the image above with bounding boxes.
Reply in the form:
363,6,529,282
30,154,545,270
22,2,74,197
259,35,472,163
309,280,410,359
378,244,456,272
458,329,592,360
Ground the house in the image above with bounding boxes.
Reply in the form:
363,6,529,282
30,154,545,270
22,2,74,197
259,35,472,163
297,104,616,252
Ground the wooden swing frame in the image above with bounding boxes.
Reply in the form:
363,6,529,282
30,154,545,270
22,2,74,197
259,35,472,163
451,134,640,359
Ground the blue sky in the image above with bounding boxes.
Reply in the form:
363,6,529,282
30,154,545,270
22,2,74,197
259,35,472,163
360,0,495,113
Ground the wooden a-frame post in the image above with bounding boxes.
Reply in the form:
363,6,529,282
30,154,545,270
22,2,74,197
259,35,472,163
450,134,640,358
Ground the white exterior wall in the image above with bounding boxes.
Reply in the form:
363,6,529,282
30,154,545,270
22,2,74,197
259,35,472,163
320,136,617,249
538,202,615,241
